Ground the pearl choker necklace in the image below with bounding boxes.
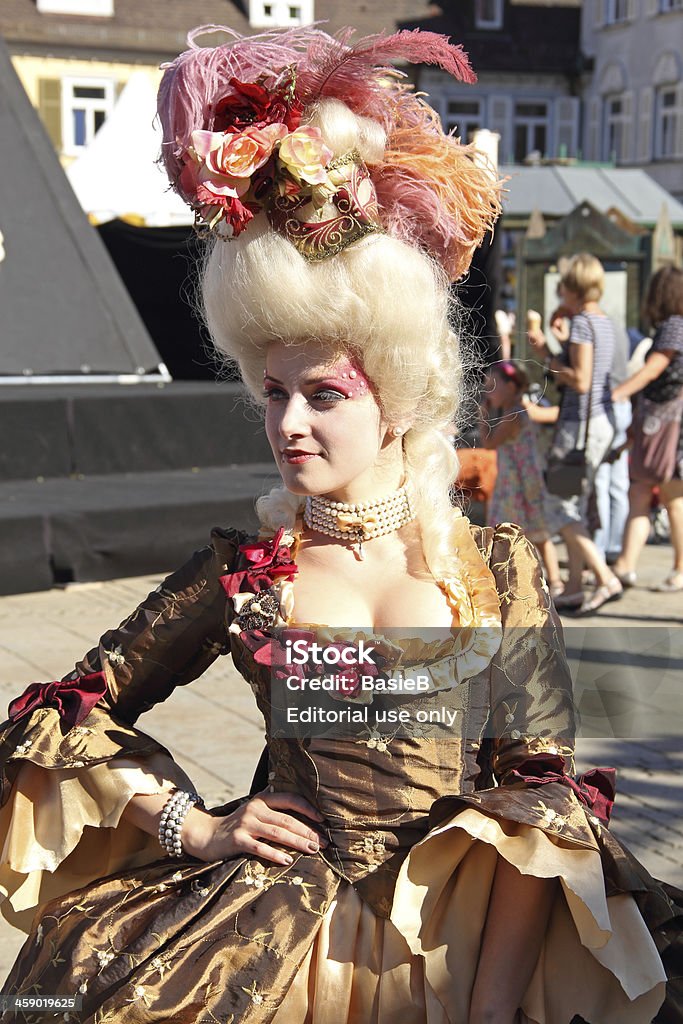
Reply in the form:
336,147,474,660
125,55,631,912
304,483,416,559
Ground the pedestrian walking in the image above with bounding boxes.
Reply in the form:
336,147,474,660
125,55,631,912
527,254,623,614
612,265,683,592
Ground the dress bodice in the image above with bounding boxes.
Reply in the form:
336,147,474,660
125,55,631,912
229,622,491,915
218,515,576,916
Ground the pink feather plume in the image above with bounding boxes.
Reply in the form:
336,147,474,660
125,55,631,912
157,25,500,279
297,28,476,119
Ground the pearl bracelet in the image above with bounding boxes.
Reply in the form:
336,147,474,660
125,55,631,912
158,790,204,858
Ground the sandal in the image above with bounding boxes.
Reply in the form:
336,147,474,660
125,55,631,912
615,570,637,588
577,577,623,615
548,581,565,599
553,590,584,610
649,572,683,593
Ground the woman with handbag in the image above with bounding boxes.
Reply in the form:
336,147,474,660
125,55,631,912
527,254,623,614
612,265,683,592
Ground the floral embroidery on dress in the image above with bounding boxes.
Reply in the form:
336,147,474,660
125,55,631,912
241,980,267,1006
502,700,518,726
105,645,125,666
350,832,387,866
240,862,273,890
128,983,152,1007
535,799,569,833
96,949,116,969
357,726,397,753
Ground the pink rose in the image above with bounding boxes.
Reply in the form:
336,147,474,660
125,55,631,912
278,126,333,186
194,124,287,184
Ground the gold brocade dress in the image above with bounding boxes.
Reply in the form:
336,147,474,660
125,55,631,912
0,518,680,1024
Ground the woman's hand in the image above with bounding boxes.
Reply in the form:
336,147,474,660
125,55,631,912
182,790,328,866
549,305,571,345
526,326,547,354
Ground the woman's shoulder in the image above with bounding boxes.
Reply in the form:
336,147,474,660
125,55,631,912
210,525,250,565
153,527,249,600
569,311,595,343
573,310,616,338
468,520,552,626
656,315,683,351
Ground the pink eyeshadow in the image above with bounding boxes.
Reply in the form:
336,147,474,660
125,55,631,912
326,359,371,398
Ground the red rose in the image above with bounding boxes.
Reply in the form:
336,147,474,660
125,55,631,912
194,188,259,236
213,77,303,134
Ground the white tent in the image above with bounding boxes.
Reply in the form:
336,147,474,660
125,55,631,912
66,71,192,227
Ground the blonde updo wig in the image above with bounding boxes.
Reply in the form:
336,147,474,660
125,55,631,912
201,100,466,575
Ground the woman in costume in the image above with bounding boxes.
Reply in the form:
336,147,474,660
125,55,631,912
0,26,680,1024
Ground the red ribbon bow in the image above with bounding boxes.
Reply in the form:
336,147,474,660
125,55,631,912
8,670,108,730
220,527,299,598
508,752,616,825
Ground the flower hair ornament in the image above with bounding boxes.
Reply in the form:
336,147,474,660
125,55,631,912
158,25,502,279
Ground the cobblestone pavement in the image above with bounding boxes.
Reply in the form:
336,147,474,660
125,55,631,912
0,539,681,978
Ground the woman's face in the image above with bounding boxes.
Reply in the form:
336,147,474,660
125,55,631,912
264,340,399,500
558,283,583,315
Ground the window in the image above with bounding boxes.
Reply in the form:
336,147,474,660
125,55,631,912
62,77,114,154
655,86,680,158
474,0,503,29
248,0,313,25
605,0,629,21
513,101,548,161
604,93,627,160
660,0,683,10
37,0,113,14
445,99,483,142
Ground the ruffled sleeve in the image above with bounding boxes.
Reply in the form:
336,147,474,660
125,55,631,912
437,522,590,840
0,527,244,931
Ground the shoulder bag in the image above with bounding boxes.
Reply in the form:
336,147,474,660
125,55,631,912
544,319,596,499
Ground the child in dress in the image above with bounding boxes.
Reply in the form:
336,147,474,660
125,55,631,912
481,361,564,596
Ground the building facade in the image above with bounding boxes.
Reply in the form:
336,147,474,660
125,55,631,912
0,0,426,167
581,0,683,198
404,0,583,164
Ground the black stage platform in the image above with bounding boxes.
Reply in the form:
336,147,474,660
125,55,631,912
0,383,277,595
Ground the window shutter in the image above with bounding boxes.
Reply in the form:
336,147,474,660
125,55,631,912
638,86,654,161
587,95,602,160
626,0,638,19
488,95,511,161
675,82,683,158
38,78,62,152
621,90,634,162
553,96,580,157
595,0,606,26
